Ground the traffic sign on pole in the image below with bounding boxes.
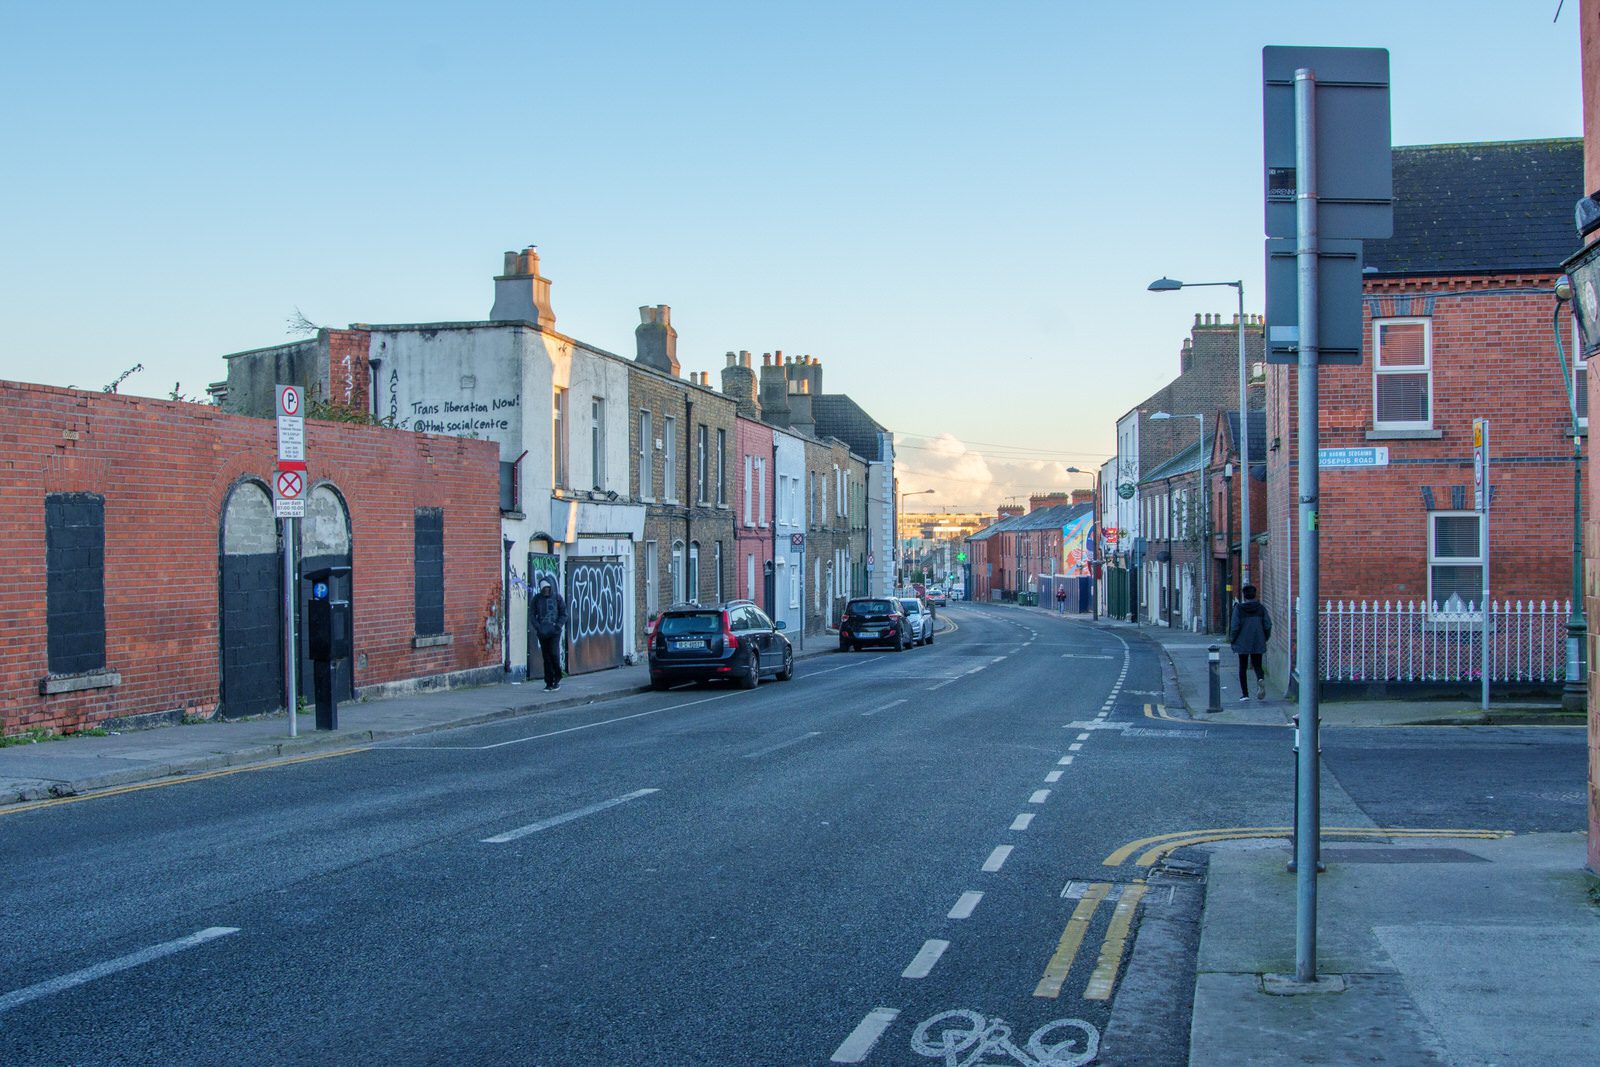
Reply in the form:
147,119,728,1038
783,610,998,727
276,384,305,466
274,468,305,518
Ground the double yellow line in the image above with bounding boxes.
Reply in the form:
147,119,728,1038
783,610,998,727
1143,703,1183,721
1033,823,1513,1003
1103,825,1512,870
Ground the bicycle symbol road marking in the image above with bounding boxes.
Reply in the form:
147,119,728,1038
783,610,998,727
910,1009,1099,1067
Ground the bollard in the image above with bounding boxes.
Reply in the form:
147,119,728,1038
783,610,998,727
1206,645,1223,713
1287,715,1326,873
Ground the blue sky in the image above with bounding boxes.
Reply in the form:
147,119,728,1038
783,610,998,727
1,2,1583,509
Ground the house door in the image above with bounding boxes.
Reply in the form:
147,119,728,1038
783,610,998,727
566,557,626,674
219,481,282,718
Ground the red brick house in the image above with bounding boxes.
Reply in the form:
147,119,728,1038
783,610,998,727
1,381,502,737
1262,139,1584,696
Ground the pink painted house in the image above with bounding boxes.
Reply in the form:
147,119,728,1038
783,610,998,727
734,414,776,613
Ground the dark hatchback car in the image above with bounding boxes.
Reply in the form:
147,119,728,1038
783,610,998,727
648,600,794,690
839,597,913,652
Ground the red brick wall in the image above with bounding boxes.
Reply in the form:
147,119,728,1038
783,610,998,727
733,416,775,603
1265,275,1577,682
0,381,502,736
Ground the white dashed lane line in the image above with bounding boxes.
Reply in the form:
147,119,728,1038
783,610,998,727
1059,755,1075,765
948,891,984,920
902,939,950,979
1029,790,1051,805
1069,742,1083,752
830,1007,900,1063
1011,813,1035,830
982,845,1013,872
1045,771,1062,783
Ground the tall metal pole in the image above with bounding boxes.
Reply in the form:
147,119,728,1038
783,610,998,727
1293,66,1322,984
1198,414,1208,633
1237,283,1252,590
282,517,298,738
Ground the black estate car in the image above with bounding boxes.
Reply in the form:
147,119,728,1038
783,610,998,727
648,600,794,689
839,597,913,652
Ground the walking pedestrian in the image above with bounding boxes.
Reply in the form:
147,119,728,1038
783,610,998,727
1228,584,1272,701
1055,584,1068,614
531,575,567,691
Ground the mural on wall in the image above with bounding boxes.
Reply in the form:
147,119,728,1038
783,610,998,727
1062,514,1093,578
567,559,626,674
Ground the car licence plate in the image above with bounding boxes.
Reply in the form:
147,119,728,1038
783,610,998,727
671,639,706,651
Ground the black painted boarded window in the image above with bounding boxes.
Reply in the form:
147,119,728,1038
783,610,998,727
46,493,106,675
414,508,445,636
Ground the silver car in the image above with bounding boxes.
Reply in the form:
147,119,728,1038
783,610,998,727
898,598,935,646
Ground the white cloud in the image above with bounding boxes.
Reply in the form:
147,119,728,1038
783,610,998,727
894,432,1081,512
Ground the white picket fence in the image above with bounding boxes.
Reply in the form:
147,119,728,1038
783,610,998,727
1318,599,1571,684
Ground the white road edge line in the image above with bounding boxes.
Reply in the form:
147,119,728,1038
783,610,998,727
1011,813,1035,830
470,692,741,750
949,891,984,919
0,927,240,1015
982,845,1013,872
481,789,659,843
831,1007,901,1063
864,698,909,717
901,939,950,979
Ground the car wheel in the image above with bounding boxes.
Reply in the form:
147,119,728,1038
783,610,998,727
777,648,794,681
738,656,760,689
927,629,935,645
893,631,905,652
840,639,852,653
650,675,671,691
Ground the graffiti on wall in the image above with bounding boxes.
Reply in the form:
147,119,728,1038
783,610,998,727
567,559,626,674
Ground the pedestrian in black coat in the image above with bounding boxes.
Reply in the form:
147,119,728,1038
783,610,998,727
531,576,567,691
1228,584,1272,701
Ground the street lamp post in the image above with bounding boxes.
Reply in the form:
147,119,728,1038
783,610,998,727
1553,277,1589,713
1150,411,1208,633
898,488,935,592
1149,277,1251,596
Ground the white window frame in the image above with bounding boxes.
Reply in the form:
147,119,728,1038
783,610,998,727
638,410,653,500
1427,510,1485,618
670,540,684,604
1373,317,1433,431
688,541,701,603
757,457,768,527
663,417,678,502
743,456,754,527
1571,317,1588,431
714,541,723,602
552,387,569,488
716,428,728,505
644,540,658,615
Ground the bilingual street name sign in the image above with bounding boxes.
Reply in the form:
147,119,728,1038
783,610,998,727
1318,447,1389,470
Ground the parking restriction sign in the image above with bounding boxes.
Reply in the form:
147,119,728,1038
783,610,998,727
274,468,305,518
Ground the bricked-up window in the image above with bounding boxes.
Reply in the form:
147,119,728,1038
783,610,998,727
553,388,569,488
1373,319,1431,429
45,493,106,675
1428,511,1484,615
414,508,445,636
591,396,606,489
639,411,653,500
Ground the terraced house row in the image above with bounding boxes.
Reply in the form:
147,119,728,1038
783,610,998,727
3,249,896,736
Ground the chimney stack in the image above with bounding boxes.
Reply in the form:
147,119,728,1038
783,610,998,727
1070,489,1093,505
635,305,680,376
721,349,761,419
759,350,791,423
489,246,556,328
786,376,816,436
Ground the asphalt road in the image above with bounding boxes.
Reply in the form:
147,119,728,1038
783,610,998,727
1,604,1585,1065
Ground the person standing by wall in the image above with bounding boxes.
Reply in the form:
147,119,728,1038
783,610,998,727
532,576,567,692
1229,583,1271,701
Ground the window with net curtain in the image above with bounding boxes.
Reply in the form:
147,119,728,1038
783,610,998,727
1374,319,1431,429
1429,512,1483,613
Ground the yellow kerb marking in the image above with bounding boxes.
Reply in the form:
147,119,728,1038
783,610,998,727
1033,882,1109,998
0,746,370,816
1084,883,1148,1000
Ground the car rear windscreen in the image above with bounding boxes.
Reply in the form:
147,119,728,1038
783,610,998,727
851,600,894,614
898,600,920,612
661,612,722,635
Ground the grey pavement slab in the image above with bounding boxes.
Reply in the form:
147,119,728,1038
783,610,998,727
1191,833,1599,1065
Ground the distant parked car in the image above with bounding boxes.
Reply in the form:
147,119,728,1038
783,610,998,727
898,598,935,646
648,600,793,689
840,597,913,652
928,588,949,608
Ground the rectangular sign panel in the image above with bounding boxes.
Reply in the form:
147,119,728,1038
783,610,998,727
1263,46,1393,241
276,384,306,465
1317,447,1389,469
1264,238,1366,364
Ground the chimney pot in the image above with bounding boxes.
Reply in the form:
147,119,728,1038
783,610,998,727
1194,313,1202,326
741,351,751,367
763,352,772,366
726,352,737,366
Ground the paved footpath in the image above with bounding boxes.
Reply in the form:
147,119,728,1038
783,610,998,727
1018,602,1599,1065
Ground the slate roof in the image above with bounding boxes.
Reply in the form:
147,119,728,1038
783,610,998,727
1365,139,1583,276
1225,410,1268,482
813,395,889,462
966,502,1092,541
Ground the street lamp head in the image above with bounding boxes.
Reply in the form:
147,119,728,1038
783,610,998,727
1556,274,1574,303
1149,411,1173,421
1147,277,1184,292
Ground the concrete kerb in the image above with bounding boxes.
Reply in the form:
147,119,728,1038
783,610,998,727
2,642,837,808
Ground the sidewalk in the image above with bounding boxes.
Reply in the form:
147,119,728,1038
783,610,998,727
1011,601,1599,1064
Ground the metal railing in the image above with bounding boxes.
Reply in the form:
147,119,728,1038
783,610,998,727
1318,599,1570,684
